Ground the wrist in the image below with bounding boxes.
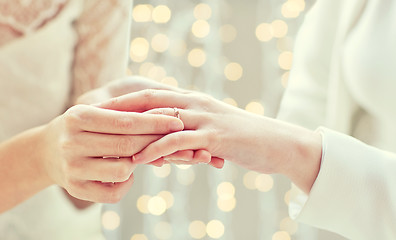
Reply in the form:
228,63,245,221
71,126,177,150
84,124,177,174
278,123,322,194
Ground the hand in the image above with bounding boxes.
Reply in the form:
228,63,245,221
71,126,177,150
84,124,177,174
98,89,323,194
76,76,219,168
40,104,184,203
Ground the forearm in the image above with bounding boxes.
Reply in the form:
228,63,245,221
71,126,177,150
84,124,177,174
0,125,52,212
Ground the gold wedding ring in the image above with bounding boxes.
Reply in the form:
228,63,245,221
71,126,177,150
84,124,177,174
173,107,180,119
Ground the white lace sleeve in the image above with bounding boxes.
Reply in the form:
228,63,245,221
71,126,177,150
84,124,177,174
0,0,68,46
70,0,132,102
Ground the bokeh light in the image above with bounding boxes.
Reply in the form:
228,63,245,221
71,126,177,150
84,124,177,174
188,48,206,67
206,220,225,239
223,97,238,107
153,164,171,178
148,196,167,215
130,234,148,240
280,217,299,235
224,62,243,81
152,5,171,23
151,33,170,52
130,37,150,62
102,211,120,231
278,51,293,70
136,195,150,214
194,3,212,20
272,231,291,240
255,174,274,192
189,220,207,239
132,4,152,22
245,101,265,115
192,20,211,38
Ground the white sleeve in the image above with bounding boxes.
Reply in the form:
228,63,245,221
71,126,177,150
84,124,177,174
277,0,342,129
290,127,396,239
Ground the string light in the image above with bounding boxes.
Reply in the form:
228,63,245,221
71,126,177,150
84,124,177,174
130,234,148,240
193,3,212,20
278,51,293,70
151,33,170,52
272,231,291,240
192,20,211,38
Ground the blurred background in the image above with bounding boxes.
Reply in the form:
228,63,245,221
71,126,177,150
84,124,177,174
102,0,347,239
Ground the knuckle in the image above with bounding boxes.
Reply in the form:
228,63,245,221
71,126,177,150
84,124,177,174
113,116,134,131
63,105,89,128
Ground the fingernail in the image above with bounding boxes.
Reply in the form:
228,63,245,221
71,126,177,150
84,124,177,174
170,120,183,131
132,154,141,163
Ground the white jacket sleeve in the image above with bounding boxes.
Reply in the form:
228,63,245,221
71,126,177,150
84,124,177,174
276,0,342,129
278,1,396,239
291,127,396,239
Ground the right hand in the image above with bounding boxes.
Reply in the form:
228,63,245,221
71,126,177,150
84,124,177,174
40,104,184,203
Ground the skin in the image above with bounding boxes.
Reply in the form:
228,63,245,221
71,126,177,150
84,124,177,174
99,88,323,194
0,76,217,213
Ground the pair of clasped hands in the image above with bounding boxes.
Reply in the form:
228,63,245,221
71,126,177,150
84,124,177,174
44,76,302,203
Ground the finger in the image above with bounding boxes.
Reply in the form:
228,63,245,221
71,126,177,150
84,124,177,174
66,174,134,203
209,157,225,169
133,131,209,164
69,157,137,183
65,104,184,135
144,108,201,130
163,150,195,162
193,149,211,164
97,89,191,112
148,158,166,167
75,132,162,157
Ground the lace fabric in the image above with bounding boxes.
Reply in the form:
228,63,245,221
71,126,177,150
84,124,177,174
0,0,67,45
0,0,132,103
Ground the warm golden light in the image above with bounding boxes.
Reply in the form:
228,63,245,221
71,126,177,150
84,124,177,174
224,62,243,81
281,71,290,88
130,234,148,240
223,97,238,107
132,4,153,22
158,191,175,209
256,23,273,42
188,48,206,67
152,5,171,24
130,37,150,62
217,181,235,200
192,20,211,38
220,24,237,43
271,20,288,38
284,190,291,205
278,51,293,70
148,196,167,216
194,3,212,20
136,194,150,214
177,167,195,185
245,101,265,115
153,164,171,178
255,174,274,192
282,0,305,18
189,220,207,239
206,220,225,239
217,197,237,212
151,33,170,52
243,171,259,190
102,210,120,231
161,76,179,87
272,231,291,240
